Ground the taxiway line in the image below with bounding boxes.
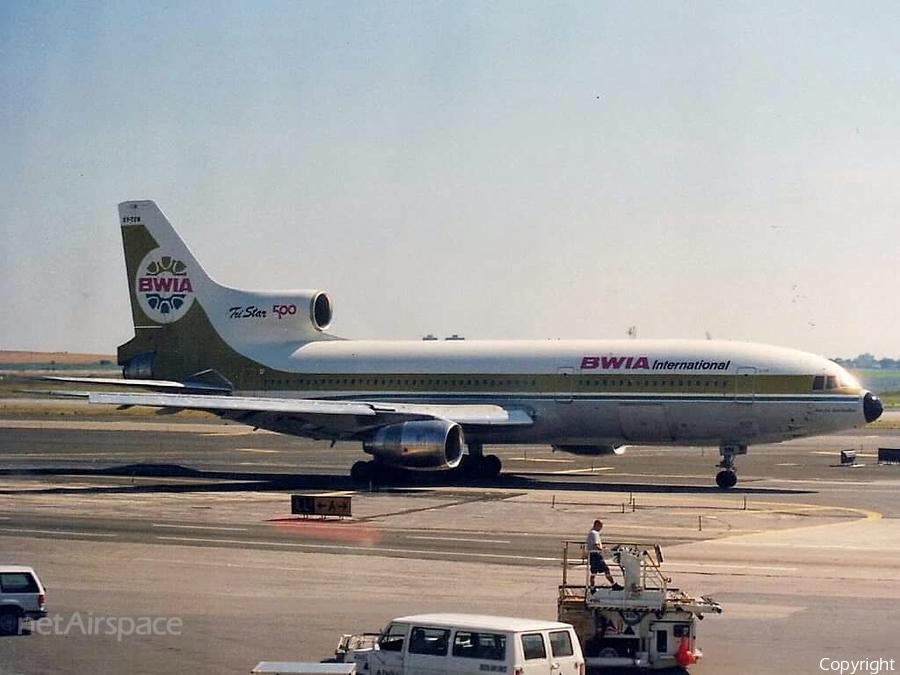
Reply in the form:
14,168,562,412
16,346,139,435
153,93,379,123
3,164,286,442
153,535,558,562
150,524,250,531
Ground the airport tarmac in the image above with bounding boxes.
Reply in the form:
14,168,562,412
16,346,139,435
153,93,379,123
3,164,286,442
1,407,899,674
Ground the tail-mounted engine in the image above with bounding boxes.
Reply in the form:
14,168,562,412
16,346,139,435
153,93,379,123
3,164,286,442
363,420,465,471
217,288,334,345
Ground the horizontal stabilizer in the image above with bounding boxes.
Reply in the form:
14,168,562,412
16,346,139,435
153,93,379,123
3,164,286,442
43,376,232,394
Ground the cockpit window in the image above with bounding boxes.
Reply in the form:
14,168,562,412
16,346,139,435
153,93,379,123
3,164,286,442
816,371,861,391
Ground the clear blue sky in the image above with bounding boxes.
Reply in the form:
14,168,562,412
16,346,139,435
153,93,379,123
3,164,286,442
2,1,897,359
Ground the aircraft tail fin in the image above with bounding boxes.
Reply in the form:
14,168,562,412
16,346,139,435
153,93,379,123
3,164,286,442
116,200,334,384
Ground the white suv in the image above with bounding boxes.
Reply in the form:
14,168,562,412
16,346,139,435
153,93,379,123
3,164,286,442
0,566,47,635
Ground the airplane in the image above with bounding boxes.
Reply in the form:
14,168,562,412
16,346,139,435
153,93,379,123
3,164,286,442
55,200,884,488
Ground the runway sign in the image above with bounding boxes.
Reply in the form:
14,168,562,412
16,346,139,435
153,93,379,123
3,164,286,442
291,494,352,518
878,448,900,464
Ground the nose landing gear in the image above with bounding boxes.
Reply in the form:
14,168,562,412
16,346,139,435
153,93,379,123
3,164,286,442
716,444,746,489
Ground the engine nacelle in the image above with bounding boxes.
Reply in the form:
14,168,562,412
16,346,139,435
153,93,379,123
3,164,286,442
214,288,334,347
552,444,627,456
363,420,465,471
122,351,155,379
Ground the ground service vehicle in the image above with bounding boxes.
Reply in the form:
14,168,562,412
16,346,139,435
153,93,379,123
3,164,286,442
251,663,357,675
337,612,585,675
558,541,721,670
0,565,47,635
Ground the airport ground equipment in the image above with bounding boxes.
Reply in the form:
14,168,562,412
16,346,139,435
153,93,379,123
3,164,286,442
251,663,356,675
557,540,721,671
334,632,380,660
334,612,585,675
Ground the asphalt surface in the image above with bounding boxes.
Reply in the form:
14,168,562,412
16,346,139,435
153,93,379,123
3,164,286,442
1,407,899,675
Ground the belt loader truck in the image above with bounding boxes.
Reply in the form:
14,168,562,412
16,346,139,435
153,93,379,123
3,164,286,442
557,541,721,671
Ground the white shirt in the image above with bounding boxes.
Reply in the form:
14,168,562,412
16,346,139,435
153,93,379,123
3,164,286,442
586,528,602,554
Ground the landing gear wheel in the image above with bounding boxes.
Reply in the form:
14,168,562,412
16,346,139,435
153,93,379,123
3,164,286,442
716,444,746,489
461,443,502,480
350,461,373,484
481,454,502,479
716,470,738,489
458,453,502,480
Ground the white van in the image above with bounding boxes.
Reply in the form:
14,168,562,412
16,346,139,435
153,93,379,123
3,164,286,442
345,613,584,675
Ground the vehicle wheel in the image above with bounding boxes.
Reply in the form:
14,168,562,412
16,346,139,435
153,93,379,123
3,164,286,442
0,610,21,635
715,470,737,489
598,647,620,658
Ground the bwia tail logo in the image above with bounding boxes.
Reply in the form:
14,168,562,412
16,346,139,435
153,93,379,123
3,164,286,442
135,251,195,323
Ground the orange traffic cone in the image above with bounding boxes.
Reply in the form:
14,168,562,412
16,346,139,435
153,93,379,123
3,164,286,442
675,637,696,668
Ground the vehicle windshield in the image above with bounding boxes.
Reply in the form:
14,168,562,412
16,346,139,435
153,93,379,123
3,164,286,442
378,623,408,652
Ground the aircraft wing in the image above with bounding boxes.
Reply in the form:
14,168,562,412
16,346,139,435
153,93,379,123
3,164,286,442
88,392,533,438
43,375,232,394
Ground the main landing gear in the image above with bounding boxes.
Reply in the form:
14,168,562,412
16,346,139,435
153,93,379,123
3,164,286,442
716,444,747,489
458,443,502,480
348,444,503,485
350,460,404,484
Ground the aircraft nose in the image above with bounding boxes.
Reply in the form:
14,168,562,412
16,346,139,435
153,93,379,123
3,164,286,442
864,392,884,423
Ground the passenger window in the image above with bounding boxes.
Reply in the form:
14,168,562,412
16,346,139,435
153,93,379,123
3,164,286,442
408,627,450,656
549,630,574,657
452,631,506,660
521,633,547,660
377,622,408,652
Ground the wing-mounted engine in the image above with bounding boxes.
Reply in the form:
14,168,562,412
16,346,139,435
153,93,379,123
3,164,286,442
363,419,465,471
553,444,627,456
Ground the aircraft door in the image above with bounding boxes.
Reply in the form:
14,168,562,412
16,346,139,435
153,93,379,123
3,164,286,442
240,367,265,393
734,367,757,403
556,367,574,404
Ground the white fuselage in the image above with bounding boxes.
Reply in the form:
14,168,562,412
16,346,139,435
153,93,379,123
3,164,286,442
235,338,866,447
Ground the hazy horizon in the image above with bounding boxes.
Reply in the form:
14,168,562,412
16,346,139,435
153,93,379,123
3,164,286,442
3,2,898,358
